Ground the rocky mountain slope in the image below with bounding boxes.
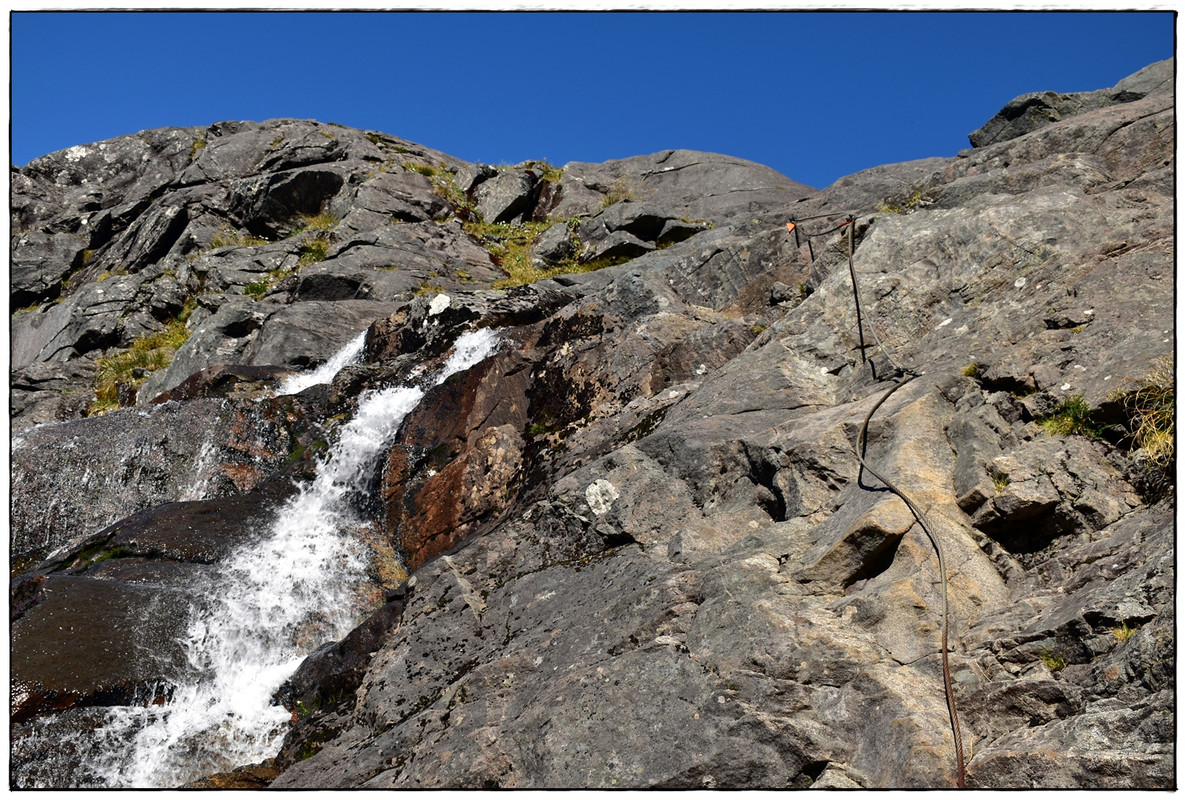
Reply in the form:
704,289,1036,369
10,58,1174,788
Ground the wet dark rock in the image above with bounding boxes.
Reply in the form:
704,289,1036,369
11,393,326,569
150,364,292,403
273,594,408,770
11,570,192,724
184,760,280,789
384,345,531,572
9,483,301,759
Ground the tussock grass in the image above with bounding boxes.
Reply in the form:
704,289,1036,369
1038,395,1103,440
89,300,197,415
1115,356,1174,466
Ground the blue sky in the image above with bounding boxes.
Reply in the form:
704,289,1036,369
10,10,1175,189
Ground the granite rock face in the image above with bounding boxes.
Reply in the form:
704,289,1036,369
10,61,1174,789
968,57,1172,147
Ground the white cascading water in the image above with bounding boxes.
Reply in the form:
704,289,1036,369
277,329,369,397
83,327,501,787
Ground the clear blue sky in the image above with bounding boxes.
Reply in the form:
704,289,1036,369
10,10,1175,189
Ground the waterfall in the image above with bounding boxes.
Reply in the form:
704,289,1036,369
277,329,369,396
79,327,502,788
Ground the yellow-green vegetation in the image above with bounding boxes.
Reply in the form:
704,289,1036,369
188,137,207,162
463,218,621,289
961,363,981,378
89,299,198,415
298,235,331,267
1114,356,1174,466
244,279,270,299
877,185,933,215
283,210,338,269
1111,621,1139,642
1038,395,1103,440
211,227,269,249
600,177,638,209
1039,647,1067,672
405,161,444,178
518,159,564,183
296,210,338,234
414,282,446,296
243,267,295,299
464,220,553,287
991,471,1011,492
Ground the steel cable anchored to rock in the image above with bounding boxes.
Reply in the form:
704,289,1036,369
787,212,966,788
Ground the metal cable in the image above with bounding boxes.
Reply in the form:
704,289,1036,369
855,373,966,789
789,212,967,788
844,219,912,377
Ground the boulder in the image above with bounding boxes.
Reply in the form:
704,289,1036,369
473,168,541,224
531,220,577,265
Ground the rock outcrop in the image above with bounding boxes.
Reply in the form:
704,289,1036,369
10,59,1173,789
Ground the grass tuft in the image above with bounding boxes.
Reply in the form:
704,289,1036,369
1113,356,1174,466
599,177,638,209
297,210,338,234
1111,622,1139,642
88,299,198,415
1038,647,1067,672
1038,395,1103,440
877,185,933,215
211,227,269,249
298,235,331,267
